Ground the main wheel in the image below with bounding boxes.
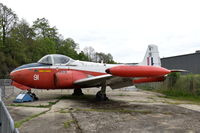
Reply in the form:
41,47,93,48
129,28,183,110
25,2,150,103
32,93,39,101
96,91,108,101
72,88,84,96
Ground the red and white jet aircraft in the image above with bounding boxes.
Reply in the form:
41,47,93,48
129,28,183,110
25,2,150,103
10,45,174,100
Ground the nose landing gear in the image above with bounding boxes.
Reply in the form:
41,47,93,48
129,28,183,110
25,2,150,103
27,90,39,101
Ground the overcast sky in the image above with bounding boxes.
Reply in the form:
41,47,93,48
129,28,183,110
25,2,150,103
1,0,200,63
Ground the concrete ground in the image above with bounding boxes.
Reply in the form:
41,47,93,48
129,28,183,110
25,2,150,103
4,87,200,133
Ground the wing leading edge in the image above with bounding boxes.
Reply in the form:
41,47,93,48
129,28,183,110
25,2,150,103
74,74,134,89
74,74,113,87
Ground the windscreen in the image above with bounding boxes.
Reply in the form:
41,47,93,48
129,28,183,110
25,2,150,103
52,55,71,64
38,55,53,65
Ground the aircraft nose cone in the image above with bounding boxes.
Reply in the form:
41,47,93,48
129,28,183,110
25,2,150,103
10,71,16,81
10,70,23,83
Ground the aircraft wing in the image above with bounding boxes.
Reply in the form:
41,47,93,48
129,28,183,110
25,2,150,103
74,74,113,87
74,74,133,89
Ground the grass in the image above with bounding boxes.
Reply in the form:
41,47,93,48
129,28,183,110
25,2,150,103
9,103,49,108
63,120,76,128
15,110,49,128
10,100,60,108
48,100,59,106
13,99,60,128
156,89,200,103
137,74,200,103
59,108,70,113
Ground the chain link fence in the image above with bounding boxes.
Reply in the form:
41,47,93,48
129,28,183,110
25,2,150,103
0,79,19,133
0,79,16,99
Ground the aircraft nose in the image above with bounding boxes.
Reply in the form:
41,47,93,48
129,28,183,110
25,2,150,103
10,70,23,83
10,71,16,81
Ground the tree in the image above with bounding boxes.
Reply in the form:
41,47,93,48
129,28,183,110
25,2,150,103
78,51,89,61
107,53,116,64
0,3,18,48
30,38,57,61
65,38,78,49
11,19,35,42
31,18,61,61
32,18,58,41
83,46,96,61
9,19,35,63
96,52,116,64
57,38,80,59
0,23,2,42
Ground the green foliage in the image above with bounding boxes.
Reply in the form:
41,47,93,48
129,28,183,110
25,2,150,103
167,72,180,88
78,51,89,61
138,74,200,101
15,110,49,128
63,120,76,128
0,3,18,47
32,18,58,41
96,52,116,64
57,38,79,59
83,46,116,63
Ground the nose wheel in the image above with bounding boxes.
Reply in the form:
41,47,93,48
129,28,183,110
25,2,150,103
27,90,39,101
96,81,108,101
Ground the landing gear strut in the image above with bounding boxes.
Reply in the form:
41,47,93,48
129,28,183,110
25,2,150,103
27,89,39,101
72,88,84,96
96,81,108,101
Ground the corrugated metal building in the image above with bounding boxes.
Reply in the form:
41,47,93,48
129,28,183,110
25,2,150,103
161,51,200,74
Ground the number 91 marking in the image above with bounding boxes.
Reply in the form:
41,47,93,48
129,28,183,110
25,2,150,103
33,74,39,80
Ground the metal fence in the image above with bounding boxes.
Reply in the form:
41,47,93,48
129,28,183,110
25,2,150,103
0,81,19,133
0,101,19,133
0,79,12,86
1,86,16,99
0,79,15,99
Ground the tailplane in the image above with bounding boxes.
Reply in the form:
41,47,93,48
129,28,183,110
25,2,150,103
138,45,161,67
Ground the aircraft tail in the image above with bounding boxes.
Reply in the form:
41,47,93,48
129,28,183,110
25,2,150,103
138,45,161,67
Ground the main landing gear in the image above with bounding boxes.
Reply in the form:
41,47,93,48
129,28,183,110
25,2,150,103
96,81,108,101
72,81,108,101
72,88,84,96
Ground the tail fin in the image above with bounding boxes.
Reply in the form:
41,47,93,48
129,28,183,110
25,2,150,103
138,45,161,67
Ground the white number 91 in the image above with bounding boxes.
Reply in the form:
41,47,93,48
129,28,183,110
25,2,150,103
33,74,39,80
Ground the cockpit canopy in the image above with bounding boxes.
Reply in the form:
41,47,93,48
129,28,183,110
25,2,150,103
38,54,73,65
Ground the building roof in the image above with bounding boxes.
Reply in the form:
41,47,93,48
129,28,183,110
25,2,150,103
162,51,200,59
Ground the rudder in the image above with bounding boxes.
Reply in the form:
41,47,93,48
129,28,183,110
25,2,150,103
138,45,161,67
